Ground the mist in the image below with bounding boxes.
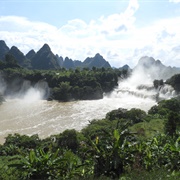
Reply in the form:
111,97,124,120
0,75,6,95
108,59,176,102
0,74,50,103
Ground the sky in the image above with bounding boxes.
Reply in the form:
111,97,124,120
0,0,180,68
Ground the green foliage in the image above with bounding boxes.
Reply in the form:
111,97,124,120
165,112,180,136
0,67,124,101
148,98,180,116
148,98,180,136
106,108,146,124
158,98,180,112
9,148,90,180
4,134,40,148
81,119,118,140
87,128,135,179
0,54,20,69
0,156,21,180
122,168,180,180
106,108,128,121
56,129,79,152
148,105,159,115
137,134,180,171
52,81,72,101
0,126,180,179
0,134,41,156
126,108,146,124
5,54,18,66
166,73,180,92
1,131,179,179
9,148,62,179
129,118,164,138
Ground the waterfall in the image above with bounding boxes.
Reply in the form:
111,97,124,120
0,75,6,95
19,80,31,95
1,77,50,101
108,77,176,102
34,80,50,99
157,84,176,100
21,80,50,102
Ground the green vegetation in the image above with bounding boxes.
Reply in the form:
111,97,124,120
0,66,128,101
0,98,179,179
166,73,180,92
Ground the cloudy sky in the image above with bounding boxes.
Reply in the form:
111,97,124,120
0,0,180,68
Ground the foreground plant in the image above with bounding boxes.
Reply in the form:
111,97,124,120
9,148,90,180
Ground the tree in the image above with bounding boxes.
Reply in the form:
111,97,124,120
57,129,79,152
126,108,146,124
149,99,180,116
148,105,159,115
166,74,180,92
3,134,41,155
158,98,180,113
52,81,72,101
5,54,19,68
165,112,179,136
106,108,128,121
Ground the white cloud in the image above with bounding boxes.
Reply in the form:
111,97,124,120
0,16,56,32
133,17,180,66
0,0,140,66
0,0,180,68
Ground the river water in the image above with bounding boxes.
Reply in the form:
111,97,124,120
0,93,156,144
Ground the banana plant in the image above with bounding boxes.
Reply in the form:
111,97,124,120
9,147,92,180
134,134,180,172
9,148,61,179
88,128,136,179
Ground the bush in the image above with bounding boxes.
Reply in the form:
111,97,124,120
56,129,79,153
106,108,128,121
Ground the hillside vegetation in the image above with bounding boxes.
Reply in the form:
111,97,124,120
0,65,129,101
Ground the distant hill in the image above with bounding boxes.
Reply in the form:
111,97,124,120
1,40,180,76
134,56,180,80
58,53,111,69
8,46,31,68
26,49,36,60
0,40,9,61
30,44,60,70
0,40,112,70
83,53,111,68
119,64,131,71
62,57,75,69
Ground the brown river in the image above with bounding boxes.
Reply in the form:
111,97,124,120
0,94,156,144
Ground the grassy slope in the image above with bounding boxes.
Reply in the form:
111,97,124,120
129,117,165,138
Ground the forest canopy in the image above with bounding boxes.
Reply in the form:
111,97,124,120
0,65,129,101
